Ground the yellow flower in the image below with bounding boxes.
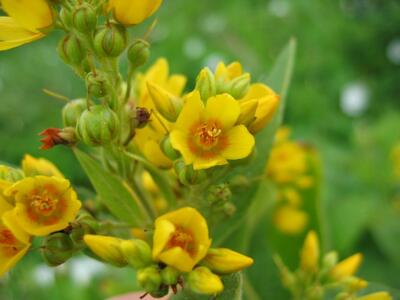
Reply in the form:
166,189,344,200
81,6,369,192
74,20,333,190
3,176,81,236
273,205,308,235
358,292,392,300
203,248,254,274
215,61,245,82
390,143,400,179
84,234,127,267
108,0,163,26
152,207,211,272
170,91,255,170
21,154,64,178
134,58,186,168
0,196,30,277
330,253,363,281
188,266,223,295
300,230,320,273
0,0,53,51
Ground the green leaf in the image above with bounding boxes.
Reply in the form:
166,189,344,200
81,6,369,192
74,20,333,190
171,273,243,300
74,148,150,226
212,38,297,245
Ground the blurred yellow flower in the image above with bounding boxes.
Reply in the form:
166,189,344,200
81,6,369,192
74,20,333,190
3,176,81,236
300,231,320,273
203,248,253,275
108,0,163,26
0,196,30,277
0,0,53,51
170,91,255,170
188,266,223,295
357,292,392,300
390,143,400,179
330,253,363,281
22,155,64,178
152,207,211,272
134,58,186,168
273,205,308,235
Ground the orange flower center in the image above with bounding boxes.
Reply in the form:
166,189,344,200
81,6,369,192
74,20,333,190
196,122,222,147
0,228,20,257
167,227,196,257
30,193,58,216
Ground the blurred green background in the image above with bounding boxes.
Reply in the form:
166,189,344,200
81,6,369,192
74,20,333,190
1,0,400,298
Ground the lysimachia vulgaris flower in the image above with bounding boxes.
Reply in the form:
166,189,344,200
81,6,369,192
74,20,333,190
170,91,255,170
134,58,187,168
0,0,54,51
108,0,163,26
0,195,30,277
3,176,81,236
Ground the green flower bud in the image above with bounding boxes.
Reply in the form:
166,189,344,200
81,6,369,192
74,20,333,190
161,136,180,160
58,34,86,66
127,39,150,68
41,233,75,267
228,73,251,99
73,3,97,34
207,184,232,205
62,98,87,127
195,68,216,101
120,239,152,269
60,7,73,29
174,160,207,186
0,165,24,182
137,266,162,293
94,23,127,57
76,105,120,146
150,285,169,298
86,71,110,98
321,251,338,275
161,266,180,286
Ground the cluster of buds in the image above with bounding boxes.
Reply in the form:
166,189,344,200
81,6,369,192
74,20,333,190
275,231,392,300
266,128,319,235
0,155,88,275
84,207,253,297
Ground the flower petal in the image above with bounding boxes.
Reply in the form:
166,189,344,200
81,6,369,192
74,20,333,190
204,94,240,130
174,91,204,132
2,0,53,32
221,125,255,160
2,210,31,244
152,219,175,258
157,246,195,272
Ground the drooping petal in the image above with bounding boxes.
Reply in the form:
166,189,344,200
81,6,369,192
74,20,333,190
204,94,240,130
220,125,255,160
2,0,53,32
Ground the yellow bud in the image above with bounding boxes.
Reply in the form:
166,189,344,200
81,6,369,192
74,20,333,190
249,94,280,134
237,99,258,126
330,253,363,281
357,292,392,300
203,248,254,274
195,68,216,101
343,277,368,292
188,267,223,295
137,265,162,293
83,234,127,267
147,81,183,122
300,231,320,273
108,0,163,26
120,239,152,269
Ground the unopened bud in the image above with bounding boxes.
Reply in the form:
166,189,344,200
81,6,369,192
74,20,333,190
127,39,150,69
195,68,216,101
41,233,75,266
330,253,363,281
70,212,98,247
343,276,368,292
137,265,162,293
76,105,120,146
120,239,152,269
150,285,169,298
73,4,97,34
94,22,127,57
174,159,207,186
58,34,86,66
62,98,87,127
0,165,24,183
161,266,180,285
321,251,338,274
300,231,320,274
203,248,253,275
228,73,251,99
60,8,73,29
207,184,232,205
161,136,180,160
83,234,127,267
188,267,223,295
147,81,183,122
86,71,110,98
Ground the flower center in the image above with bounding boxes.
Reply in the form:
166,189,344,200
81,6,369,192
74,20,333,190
196,122,222,147
30,193,58,216
167,227,195,256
